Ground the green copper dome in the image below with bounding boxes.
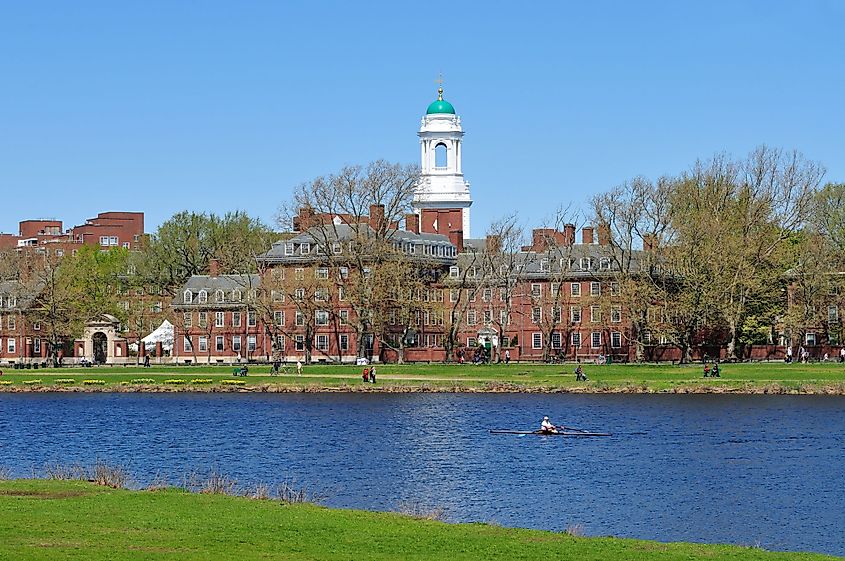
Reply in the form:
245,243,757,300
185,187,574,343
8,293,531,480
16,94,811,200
426,87,455,114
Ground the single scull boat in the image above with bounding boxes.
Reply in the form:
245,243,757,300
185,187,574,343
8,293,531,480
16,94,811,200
490,429,611,437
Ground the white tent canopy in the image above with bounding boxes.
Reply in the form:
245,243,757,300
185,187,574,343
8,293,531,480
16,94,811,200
129,320,174,352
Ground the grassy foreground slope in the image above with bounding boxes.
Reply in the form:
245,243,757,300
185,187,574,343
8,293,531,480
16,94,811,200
0,480,839,561
1,362,845,392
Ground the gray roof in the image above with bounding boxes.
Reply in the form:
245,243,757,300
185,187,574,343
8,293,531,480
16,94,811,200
0,279,40,311
173,274,261,308
258,224,456,264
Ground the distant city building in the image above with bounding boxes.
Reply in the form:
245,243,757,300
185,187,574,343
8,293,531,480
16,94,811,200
0,211,145,255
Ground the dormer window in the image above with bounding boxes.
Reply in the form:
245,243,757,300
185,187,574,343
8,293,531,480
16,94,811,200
183,290,193,304
332,242,342,254
599,258,611,270
300,243,311,255
215,290,225,303
540,258,550,272
197,290,207,304
580,257,592,270
232,289,242,301
284,243,294,256
449,266,460,278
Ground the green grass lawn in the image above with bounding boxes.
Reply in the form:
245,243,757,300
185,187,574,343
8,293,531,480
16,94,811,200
1,362,845,392
0,479,838,561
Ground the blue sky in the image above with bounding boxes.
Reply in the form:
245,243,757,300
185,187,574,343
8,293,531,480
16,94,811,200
1,1,843,237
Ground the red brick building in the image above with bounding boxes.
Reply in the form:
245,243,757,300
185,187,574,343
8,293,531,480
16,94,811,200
0,211,145,255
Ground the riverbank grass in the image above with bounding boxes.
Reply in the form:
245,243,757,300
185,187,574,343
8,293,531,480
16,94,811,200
0,479,838,560
1,362,844,393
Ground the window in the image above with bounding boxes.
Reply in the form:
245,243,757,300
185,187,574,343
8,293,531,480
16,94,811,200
610,282,620,296
571,283,581,297
232,312,241,327
33,322,40,331
590,305,601,323
805,332,817,346
468,267,478,278
109,236,118,246
532,307,542,324
274,311,285,326
467,337,477,348
300,243,311,255
450,289,458,303
198,312,207,328
591,332,602,348
183,336,192,353
484,309,492,324
248,311,256,327
273,335,285,351
183,290,193,304
611,332,622,348
499,288,508,302
570,306,582,322
295,311,305,326
294,288,305,300
315,288,328,302
531,283,541,298
216,336,224,352
232,289,242,301
591,282,601,296
215,290,225,303
271,290,283,302
295,335,305,351
215,312,225,328
247,335,256,352
500,309,510,325
580,257,592,270
611,306,622,323
295,268,304,280
552,307,562,323
284,243,294,255
183,312,192,328
599,258,611,270
198,290,207,304
316,310,329,326
449,266,459,278
339,266,349,279
8,316,15,330
99,236,109,245
339,310,349,326
829,305,839,323
468,289,476,303
551,282,560,297
434,142,447,167
338,286,346,301
532,333,542,349
540,258,550,272
198,336,208,353
232,336,242,352
316,267,328,279
340,334,349,351
316,335,329,351
33,338,41,354
483,288,492,302
332,242,342,254
571,332,581,348
467,309,477,325
551,332,562,349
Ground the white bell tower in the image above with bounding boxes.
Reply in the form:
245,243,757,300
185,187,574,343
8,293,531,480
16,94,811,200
413,86,473,236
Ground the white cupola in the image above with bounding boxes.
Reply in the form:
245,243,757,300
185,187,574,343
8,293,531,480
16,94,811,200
413,86,473,236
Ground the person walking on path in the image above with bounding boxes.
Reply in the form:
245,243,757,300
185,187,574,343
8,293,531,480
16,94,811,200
504,349,510,365
369,366,377,384
296,360,302,375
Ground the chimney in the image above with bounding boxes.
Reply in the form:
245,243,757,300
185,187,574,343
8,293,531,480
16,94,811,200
369,204,385,232
581,226,594,245
293,207,315,232
449,228,464,254
598,222,611,246
642,234,656,252
486,234,501,253
532,229,550,252
209,258,220,277
563,224,576,246
405,213,420,234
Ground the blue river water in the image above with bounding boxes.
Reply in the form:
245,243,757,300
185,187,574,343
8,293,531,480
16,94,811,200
0,393,843,556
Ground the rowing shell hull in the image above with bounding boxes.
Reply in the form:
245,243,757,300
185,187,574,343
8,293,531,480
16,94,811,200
490,430,611,437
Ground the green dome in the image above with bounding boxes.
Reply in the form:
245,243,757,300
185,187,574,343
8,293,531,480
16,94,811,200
426,87,455,114
426,99,455,114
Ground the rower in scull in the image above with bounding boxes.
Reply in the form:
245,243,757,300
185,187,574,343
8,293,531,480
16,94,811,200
540,416,560,434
